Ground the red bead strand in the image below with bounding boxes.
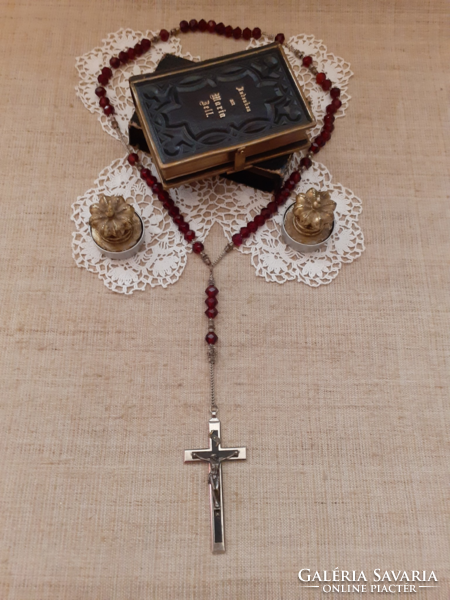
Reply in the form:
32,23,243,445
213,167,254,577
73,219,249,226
160,29,170,41
205,332,218,345
205,284,219,342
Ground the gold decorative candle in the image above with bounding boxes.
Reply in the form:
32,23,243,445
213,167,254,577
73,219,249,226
89,195,144,259
282,188,336,252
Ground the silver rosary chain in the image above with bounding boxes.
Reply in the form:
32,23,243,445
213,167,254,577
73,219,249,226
208,351,218,416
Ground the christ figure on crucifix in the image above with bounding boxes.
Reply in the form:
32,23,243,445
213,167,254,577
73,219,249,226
192,450,239,509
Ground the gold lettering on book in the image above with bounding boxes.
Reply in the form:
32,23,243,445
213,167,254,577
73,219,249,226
210,93,226,118
199,93,227,119
236,86,251,112
199,100,214,118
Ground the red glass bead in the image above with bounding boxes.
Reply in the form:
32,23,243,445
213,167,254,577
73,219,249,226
267,201,278,214
215,22,225,35
316,135,326,147
243,27,252,40
275,33,285,44
184,230,195,242
206,285,218,297
109,57,120,69
240,226,250,238
322,79,332,91
274,193,284,206
280,188,290,199
310,143,320,154
330,87,341,98
324,114,335,126
290,170,301,183
161,196,173,209
207,20,216,33
205,297,218,308
193,241,204,254
247,220,258,233
97,74,109,86
232,233,243,246
140,167,151,179
189,19,198,32
174,215,184,225
160,29,170,42
332,98,342,110
99,96,110,108
198,19,207,32
103,105,115,116
158,190,169,201
261,208,271,220
146,175,157,186
101,67,112,79
285,180,295,191
152,182,162,193
225,25,233,37
300,157,312,169
323,123,334,133
205,308,218,319
326,103,337,115
316,72,326,85
254,215,265,227
134,43,143,56
205,332,218,345
180,20,189,33
95,86,106,97
321,130,331,142
169,206,180,217
233,27,242,39
302,55,313,67
252,27,262,39
141,38,151,52
127,153,139,166
179,223,189,234
119,51,128,64
127,48,136,60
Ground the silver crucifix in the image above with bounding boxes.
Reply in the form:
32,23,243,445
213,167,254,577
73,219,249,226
184,417,246,553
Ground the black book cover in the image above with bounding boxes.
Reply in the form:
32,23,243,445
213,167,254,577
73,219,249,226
129,53,301,192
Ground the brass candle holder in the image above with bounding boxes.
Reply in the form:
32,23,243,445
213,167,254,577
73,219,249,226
282,188,336,252
89,195,145,259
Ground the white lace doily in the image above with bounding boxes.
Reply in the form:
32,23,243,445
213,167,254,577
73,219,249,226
73,29,364,294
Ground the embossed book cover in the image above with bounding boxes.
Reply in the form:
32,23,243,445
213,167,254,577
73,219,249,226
130,43,315,186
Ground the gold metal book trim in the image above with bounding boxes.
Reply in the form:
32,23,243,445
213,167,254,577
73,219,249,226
161,138,310,188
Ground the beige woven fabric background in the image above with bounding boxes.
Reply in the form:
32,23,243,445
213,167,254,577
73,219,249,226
0,1,449,598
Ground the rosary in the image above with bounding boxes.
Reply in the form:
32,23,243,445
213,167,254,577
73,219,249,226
91,19,342,553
